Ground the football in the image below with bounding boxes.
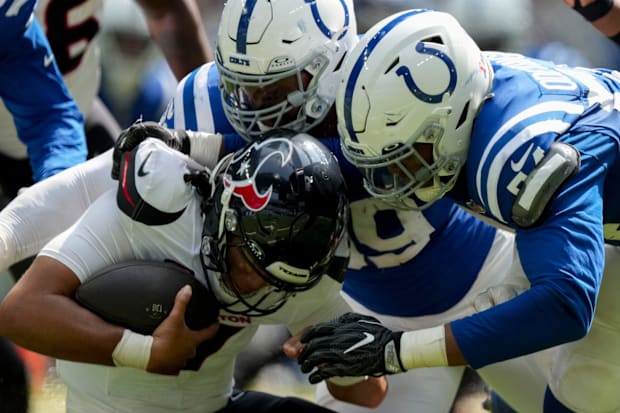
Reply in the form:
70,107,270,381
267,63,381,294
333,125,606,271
75,260,220,335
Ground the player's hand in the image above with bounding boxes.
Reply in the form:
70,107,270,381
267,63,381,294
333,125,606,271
282,329,307,359
298,312,405,384
111,121,188,180
147,285,219,374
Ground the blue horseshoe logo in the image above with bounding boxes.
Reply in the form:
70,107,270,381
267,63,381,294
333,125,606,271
396,42,457,104
304,0,350,40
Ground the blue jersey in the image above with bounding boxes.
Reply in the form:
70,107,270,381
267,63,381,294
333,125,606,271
161,62,498,317
0,0,86,181
451,52,620,368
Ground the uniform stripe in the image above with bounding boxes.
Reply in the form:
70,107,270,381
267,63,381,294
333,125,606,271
484,120,572,222
182,69,199,131
475,101,584,206
207,64,230,133
192,63,215,133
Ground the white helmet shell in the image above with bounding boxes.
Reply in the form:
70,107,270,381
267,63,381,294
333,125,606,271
337,9,493,209
216,0,358,140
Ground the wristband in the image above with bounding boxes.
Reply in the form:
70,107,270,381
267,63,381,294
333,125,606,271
187,132,223,169
572,0,614,21
112,329,153,370
399,325,448,370
327,375,369,387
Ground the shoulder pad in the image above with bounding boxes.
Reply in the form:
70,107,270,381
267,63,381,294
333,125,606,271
117,139,197,225
511,142,580,227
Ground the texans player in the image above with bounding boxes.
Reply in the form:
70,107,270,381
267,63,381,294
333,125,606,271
0,132,393,412
297,9,620,413
0,1,523,411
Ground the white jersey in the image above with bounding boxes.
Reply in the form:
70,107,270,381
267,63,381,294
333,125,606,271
39,139,350,412
0,0,102,158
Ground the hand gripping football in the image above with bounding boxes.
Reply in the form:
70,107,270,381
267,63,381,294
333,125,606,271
75,260,219,335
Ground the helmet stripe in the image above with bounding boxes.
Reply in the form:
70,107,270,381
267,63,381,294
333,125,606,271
343,9,429,143
304,0,350,40
235,0,259,54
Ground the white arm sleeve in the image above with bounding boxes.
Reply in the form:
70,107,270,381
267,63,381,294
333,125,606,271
0,149,115,270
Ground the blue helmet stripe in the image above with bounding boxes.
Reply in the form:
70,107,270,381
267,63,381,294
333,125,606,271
304,0,350,40
236,0,259,54
343,9,428,143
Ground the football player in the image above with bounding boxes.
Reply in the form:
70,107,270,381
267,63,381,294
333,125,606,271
0,1,525,411
297,9,620,412
0,132,393,412
0,1,87,410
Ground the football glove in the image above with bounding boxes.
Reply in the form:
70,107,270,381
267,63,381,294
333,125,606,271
298,312,405,384
112,121,190,180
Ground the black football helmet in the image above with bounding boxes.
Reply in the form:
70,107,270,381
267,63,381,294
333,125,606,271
201,131,348,316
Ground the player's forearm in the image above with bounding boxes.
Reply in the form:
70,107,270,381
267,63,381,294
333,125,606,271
565,0,620,43
591,0,620,38
0,151,114,270
326,376,388,408
0,257,122,365
138,0,212,79
450,284,590,369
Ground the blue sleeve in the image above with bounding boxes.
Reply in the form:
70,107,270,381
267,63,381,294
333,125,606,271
0,16,86,181
452,148,607,368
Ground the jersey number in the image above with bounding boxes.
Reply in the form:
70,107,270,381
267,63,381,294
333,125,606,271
348,199,433,270
44,0,98,74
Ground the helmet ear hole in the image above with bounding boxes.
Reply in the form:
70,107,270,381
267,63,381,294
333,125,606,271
455,100,471,130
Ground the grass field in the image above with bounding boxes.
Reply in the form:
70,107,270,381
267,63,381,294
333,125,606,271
29,361,489,413
29,358,315,413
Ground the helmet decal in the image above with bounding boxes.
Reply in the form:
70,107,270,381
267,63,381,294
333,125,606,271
223,138,294,211
342,9,429,143
304,0,350,40
235,0,259,54
396,42,456,104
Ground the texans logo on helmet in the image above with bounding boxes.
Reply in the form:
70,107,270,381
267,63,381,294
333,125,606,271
223,138,293,211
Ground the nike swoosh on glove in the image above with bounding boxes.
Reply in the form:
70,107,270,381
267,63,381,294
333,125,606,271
298,312,405,384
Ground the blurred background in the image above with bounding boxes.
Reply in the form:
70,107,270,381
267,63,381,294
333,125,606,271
3,0,618,411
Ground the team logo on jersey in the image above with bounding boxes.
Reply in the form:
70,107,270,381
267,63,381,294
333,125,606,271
223,138,293,211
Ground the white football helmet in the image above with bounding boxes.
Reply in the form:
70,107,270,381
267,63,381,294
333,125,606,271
337,9,493,209
216,0,358,140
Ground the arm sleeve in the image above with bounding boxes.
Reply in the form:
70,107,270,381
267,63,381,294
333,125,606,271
0,18,87,181
452,155,605,368
0,150,115,270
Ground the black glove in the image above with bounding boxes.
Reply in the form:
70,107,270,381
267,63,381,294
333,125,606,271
184,171,212,197
111,121,190,180
298,312,406,384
